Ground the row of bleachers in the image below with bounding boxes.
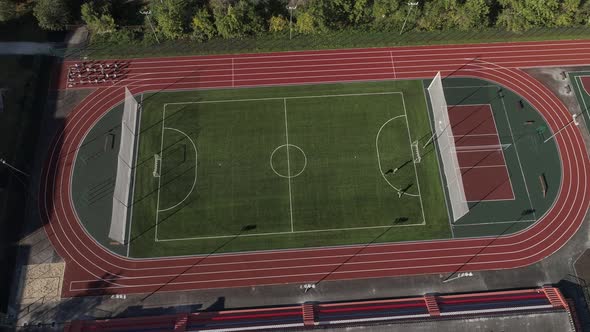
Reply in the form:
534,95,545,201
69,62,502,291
64,287,571,332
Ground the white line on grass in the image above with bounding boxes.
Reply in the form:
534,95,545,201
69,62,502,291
284,98,294,233
156,223,426,242
157,127,198,212
401,92,427,225
154,105,166,242
163,91,403,107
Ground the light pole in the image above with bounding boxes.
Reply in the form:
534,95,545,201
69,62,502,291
400,1,419,35
140,10,160,44
0,158,29,177
287,5,297,40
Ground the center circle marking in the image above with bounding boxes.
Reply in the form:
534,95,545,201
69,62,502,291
270,144,308,178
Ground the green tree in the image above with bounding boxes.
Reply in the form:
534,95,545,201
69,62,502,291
33,0,71,30
576,0,590,25
213,4,243,38
371,0,406,31
295,11,317,34
269,15,288,33
81,2,116,34
191,7,216,41
150,0,190,39
418,0,488,31
497,0,560,32
0,0,15,22
555,0,581,26
212,0,264,39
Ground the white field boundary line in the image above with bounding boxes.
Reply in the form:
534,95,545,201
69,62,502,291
157,223,427,242
153,105,166,241
578,74,590,96
498,94,535,218
126,93,143,257
401,92,427,224
49,58,581,278
157,91,426,242
284,98,294,233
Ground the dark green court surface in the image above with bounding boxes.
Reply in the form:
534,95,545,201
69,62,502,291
570,71,590,124
430,78,561,238
71,78,561,258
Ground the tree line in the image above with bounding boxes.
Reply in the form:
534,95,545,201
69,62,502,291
2,0,590,40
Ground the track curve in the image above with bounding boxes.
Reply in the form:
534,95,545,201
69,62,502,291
42,40,590,296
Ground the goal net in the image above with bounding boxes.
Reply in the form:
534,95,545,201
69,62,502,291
427,72,469,222
109,87,139,244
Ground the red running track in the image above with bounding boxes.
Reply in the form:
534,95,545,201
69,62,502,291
42,40,590,297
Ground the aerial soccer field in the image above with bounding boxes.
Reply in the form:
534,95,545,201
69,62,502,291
126,80,450,257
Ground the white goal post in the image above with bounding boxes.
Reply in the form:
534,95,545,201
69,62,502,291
109,87,139,244
427,72,469,222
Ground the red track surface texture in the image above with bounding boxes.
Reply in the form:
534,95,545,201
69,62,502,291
43,40,590,297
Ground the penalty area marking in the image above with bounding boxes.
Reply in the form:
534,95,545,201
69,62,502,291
157,127,198,212
375,115,420,198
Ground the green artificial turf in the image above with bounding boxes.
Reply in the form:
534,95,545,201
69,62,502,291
128,80,451,257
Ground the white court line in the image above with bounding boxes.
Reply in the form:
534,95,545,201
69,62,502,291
450,103,515,201
498,91,533,214
458,164,507,169
575,75,590,114
453,219,536,227
284,98,294,233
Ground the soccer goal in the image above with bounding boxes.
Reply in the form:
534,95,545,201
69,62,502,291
412,140,421,163
427,72,469,222
153,153,161,177
109,87,139,244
